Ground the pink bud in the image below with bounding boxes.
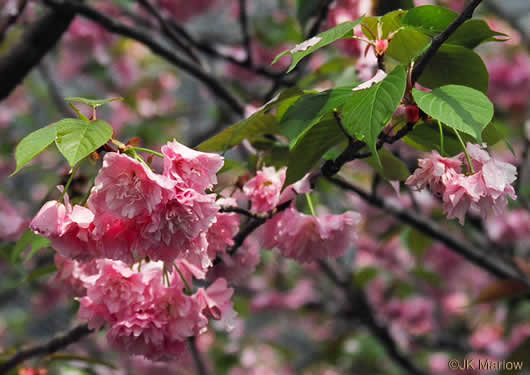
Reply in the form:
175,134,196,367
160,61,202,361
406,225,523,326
375,39,389,55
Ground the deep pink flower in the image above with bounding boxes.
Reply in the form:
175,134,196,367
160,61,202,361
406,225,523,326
78,259,153,328
261,207,360,263
205,198,240,258
88,152,176,220
156,0,217,23
243,166,286,213
139,189,219,265
161,139,223,192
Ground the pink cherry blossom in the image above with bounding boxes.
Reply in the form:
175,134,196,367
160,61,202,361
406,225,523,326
209,236,261,284
261,207,360,263
406,150,463,198
161,139,224,192
195,278,237,331
139,189,219,265
30,199,95,260
243,166,286,213
53,254,98,297
205,198,240,258
88,152,176,220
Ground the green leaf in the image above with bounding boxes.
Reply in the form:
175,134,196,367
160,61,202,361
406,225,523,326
446,19,508,48
286,118,345,186
279,86,355,144
11,123,58,175
55,119,114,167
386,27,431,64
65,96,123,108
272,18,364,73
197,113,279,152
364,148,411,181
417,44,489,93
342,65,407,165
412,85,494,142
362,10,407,40
11,229,48,264
401,5,457,36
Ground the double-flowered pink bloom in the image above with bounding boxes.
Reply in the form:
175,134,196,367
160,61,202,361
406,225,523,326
406,143,517,224
78,260,235,360
31,140,223,267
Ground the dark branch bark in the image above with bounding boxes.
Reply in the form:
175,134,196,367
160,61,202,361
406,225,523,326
327,177,530,285
0,324,93,375
43,0,244,115
411,0,484,85
0,5,76,102
238,0,252,66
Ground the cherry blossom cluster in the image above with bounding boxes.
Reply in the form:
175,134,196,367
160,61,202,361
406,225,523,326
243,166,361,263
28,139,362,360
406,143,517,224
78,259,235,361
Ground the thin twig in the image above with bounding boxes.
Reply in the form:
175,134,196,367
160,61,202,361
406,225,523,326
0,324,93,375
238,0,252,66
411,0,484,85
43,0,244,115
136,0,203,66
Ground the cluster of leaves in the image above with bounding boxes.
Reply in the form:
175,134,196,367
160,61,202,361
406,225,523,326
199,5,502,186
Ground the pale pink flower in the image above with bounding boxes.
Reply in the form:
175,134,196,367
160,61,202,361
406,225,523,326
406,150,463,197
251,280,315,311
195,278,237,331
209,236,261,284
161,139,223,192
261,207,360,263
30,199,95,260
88,152,176,220
243,166,286,213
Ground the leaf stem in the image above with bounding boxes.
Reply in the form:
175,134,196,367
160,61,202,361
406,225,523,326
131,147,164,158
59,163,81,202
453,129,475,174
437,120,445,156
306,193,316,216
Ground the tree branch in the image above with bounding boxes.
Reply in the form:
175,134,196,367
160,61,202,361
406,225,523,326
238,0,252,66
326,176,530,285
411,0,484,85
42,0,245,115
0,324,93,374
0,4,76,102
